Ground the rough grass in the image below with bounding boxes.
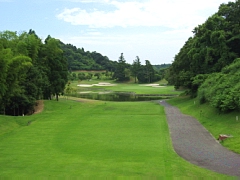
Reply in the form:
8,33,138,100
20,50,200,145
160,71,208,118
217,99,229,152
167,96,240,154
0,100,230,178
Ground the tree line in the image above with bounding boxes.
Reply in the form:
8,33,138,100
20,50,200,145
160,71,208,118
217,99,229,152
114,53,160,83
0,30,68,116
65,45,169,83
61,43,117,71
166,0,240,112
68,53,167,83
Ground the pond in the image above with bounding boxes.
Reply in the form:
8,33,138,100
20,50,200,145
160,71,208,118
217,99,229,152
67,91,177,102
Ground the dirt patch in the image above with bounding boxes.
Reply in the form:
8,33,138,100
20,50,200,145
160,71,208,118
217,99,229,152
33,100,44,114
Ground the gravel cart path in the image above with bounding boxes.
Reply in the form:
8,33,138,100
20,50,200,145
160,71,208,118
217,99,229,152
159,100,240,177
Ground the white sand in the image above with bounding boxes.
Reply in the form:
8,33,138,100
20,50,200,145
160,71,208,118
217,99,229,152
98,92,111,94
152,86,166,88
77,84,93,87
140,84,159,86
140,84,166,88
77,82,116,87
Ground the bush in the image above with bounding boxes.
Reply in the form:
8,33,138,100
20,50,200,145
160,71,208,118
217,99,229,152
197,59,240,112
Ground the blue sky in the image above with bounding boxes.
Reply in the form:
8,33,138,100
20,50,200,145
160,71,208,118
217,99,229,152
0,0,229,64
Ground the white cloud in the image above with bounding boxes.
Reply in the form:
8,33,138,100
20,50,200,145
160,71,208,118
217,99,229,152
56,0,229,64
57,0,228,29
58,27,192,64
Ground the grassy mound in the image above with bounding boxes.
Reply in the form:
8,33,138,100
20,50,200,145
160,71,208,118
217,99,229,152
0,100,229,177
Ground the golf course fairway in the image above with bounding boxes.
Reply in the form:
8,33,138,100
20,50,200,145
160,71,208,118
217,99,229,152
0,100,231,178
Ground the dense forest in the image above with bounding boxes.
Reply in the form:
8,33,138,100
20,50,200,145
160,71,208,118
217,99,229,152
0,30,167,116
0,30,68,116
166,0,240,112
60,42,117,71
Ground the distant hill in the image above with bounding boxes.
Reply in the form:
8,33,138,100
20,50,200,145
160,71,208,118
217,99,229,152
153,64,171,71
60,42,117,71
60,42,171,72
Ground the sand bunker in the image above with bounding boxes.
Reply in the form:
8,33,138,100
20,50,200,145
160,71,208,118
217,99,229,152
77,82,116,87
98,91,111,94
152,86,166,88
142,84,159,86
94,82,117,86
77,84,93,87
140,84,166,88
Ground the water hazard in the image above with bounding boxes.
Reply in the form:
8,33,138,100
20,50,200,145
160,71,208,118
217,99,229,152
68,91,177,102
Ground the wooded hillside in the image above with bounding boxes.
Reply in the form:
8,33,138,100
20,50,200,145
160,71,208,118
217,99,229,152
166,0,240,112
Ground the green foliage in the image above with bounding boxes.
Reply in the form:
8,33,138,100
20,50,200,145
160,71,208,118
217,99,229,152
153,63,171,71
43,37,68,101
131,56,141,83
197,59,240,112
166,0,240,114
60,43,116,71
113,53,130,81
0,30,68,115
136,60,158,83
169,1,240,97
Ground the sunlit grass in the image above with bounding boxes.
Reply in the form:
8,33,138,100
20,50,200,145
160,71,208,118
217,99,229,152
69,80,182,95
0,99,230,178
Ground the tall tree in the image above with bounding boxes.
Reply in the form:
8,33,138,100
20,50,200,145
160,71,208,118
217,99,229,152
43,36,68,101
137,60,155,83
131,56,141,83
113,53,130,81
145,60,154,83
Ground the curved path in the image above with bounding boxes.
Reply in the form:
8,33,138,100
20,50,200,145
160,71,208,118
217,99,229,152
159,100,240,177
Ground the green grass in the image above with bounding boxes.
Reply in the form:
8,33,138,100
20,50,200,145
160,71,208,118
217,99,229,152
0,99,231,178
95,83,178,94
167,96,240,154
70,80,182,95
